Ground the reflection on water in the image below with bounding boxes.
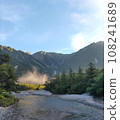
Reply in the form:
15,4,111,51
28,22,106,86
1,95,66,120
0,95,103,120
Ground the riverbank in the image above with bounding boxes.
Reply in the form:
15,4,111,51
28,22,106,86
12,90,104,109
0,90,104,120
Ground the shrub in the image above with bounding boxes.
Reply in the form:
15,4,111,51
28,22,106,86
18,83,45,90
0,89,19,107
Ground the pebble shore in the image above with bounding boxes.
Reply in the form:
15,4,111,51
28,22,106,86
0,90,104,120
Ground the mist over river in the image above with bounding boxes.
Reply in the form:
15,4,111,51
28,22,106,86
0,91,104,120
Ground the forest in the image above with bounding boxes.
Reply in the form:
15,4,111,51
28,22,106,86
45,63,104,97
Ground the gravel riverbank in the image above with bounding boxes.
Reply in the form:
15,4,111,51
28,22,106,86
0,90,104,120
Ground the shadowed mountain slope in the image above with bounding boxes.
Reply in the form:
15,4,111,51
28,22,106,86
0,41,104,76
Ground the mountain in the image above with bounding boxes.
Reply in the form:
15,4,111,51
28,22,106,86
33,41,104,72
61,41,104,72
33,41,104,74
0,45,50,75
0,41,104,76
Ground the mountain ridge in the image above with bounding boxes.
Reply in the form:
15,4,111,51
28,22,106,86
0,41,104,76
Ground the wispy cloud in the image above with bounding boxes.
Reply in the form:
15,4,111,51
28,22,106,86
0,5,21,22
66,0,103,11
0,33,9,41
67,0,103,27
71,10,103,28
0,26,19,42
0,4,29,41
87,27,104,43
0,4,29,22
71,13,93,26
1,16,22,22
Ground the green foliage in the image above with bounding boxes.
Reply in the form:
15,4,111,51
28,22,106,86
0,54,10,65
45,67,87,94
18,83,45,90
0,64,18,91
86,62,98,87
45,63,104,97
0,53,19,107
69,73,87,94
15,84,28,91
87,69,104,97
0,53,18,92
0,88,19,107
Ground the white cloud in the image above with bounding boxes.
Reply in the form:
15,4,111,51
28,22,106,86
0,4,29,41
71,33,85,51
68,0,104,47
71,13,88,25
88,28,104,44
0,33,8,41
0,5,21,22
69,0,104,33
66,0,103,11
0,4,29,22
1,16,22,22
71,10,103,28
71,13,99,27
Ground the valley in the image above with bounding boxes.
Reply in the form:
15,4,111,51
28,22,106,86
0,90,104,120
0,41,104,120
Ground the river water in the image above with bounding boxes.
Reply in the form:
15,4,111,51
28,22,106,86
0,92,104,120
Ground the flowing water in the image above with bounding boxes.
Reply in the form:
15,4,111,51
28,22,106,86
0,94,104,120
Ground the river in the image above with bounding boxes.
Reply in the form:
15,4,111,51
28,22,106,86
0,91,104,120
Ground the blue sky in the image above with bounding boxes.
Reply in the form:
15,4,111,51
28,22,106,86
0,0,104,54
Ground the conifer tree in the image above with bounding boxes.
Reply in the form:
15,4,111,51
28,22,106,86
61,70,67,81
86,62,98,87
78,67,83,75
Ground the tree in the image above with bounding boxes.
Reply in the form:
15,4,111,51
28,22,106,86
78,67,83,75
86,62,97,79
44,63,104,97
61,70,67,81
70,68,87,94
0,54,18,92
69,68,75,83
0,54,10,65
86,62,98,87
86,71,104,97
0,64,18,91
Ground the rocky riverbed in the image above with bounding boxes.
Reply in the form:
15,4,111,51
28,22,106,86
0,90,104,120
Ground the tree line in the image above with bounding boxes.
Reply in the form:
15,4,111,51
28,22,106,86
45,63,104,97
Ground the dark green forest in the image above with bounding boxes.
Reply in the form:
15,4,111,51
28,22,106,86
45,63,104,97
0,53,18,107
